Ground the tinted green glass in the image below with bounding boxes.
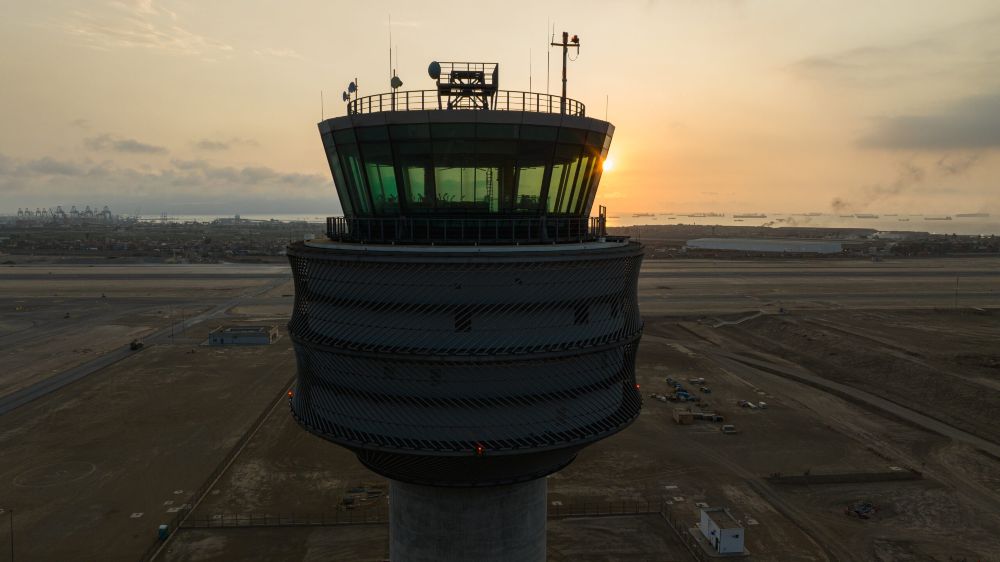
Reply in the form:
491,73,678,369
390,123,430,140
402,166,429,210
361,143,399,215
586,130,605,147
559,157,582,214
356,126,389,142
334,129,356,144
322,132,353,216
520,125,558,141
337,143,370,215
567,154,596,214
477,123,519,138
431,123,476,138
515,166,545,211
474,166,499,212
558,128,587,144
548,144,584,214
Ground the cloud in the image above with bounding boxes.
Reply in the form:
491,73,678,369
937,154,982,175
21,157,86,176
790,14,1000,87
830,160,926,213
253,47,304,60
85,133,168,154
859,94,1000,150
0,152,335,214
194,140,228,151
63,0,233,59
193,137,259,151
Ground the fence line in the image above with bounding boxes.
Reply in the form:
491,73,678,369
138,374,297,561
659,502,710,562
175,499,666,531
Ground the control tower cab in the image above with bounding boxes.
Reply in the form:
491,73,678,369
287,55,642,562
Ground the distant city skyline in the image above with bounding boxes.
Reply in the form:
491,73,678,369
1,1,998,216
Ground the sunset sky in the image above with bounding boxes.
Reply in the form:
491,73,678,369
1,0,998,217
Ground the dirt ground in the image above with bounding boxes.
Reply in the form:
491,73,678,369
3,257,999,561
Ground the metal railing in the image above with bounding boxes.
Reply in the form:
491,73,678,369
325,215,609,245
347,90,586,117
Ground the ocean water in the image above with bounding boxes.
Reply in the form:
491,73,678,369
604,213,1000,236
130,213,999,236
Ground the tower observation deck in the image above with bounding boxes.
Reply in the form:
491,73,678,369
287,57,642,562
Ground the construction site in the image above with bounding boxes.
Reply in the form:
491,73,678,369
0,256,998,560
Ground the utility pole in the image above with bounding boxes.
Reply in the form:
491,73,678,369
550,31,580,114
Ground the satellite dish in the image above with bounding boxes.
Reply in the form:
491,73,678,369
348,81,357,94
390,75,403,89
427,61,441,80
342,91,349,102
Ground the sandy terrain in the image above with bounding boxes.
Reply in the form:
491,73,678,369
2,257,998,561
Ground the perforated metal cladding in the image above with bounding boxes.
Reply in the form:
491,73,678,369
286,241,643,485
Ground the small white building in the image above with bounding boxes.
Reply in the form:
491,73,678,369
208,325,278,346
699,507,745,554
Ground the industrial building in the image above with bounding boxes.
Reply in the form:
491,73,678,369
685,237,844,254
286,50,642,561
699,507,746,555
208,325,278,346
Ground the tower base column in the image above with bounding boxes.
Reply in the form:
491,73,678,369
389,478,547,562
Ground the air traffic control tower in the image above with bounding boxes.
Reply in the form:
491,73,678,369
287,56,643,561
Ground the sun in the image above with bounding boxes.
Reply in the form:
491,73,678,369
602,157,615,172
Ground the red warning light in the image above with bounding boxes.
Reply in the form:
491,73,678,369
474,443,485,456
635,383,640,390
287,390,294,398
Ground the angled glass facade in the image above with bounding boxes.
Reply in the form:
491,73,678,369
320,118,612,219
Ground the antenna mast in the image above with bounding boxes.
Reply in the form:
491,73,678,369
550,31,580,114
546,21,552,95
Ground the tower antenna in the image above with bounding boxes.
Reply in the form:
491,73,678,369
546,20,552,95
321,90,325,120
529,48,532,93
550,30,581,114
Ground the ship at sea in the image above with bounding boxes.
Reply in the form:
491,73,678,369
733,213,766,219
632,212,655,218
956,213,990,218
926,216,953,220
855,213,879,219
